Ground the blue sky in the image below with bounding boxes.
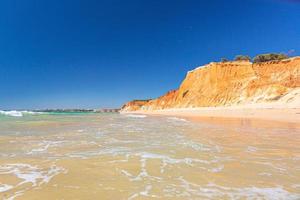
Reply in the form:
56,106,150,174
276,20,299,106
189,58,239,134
0,0,299,109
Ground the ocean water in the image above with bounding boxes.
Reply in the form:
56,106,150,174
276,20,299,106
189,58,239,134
0,111,300,199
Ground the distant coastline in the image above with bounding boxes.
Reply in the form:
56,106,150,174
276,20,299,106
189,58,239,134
35,108,120,113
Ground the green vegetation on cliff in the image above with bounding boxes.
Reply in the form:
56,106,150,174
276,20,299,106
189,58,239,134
253,53,288,63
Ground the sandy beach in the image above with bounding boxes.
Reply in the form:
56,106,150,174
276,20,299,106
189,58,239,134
122,106,300,124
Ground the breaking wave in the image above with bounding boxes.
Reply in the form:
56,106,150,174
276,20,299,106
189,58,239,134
0,110,42,117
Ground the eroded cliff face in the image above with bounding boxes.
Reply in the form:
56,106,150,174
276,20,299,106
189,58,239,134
121,100,152,111
121,57,300,111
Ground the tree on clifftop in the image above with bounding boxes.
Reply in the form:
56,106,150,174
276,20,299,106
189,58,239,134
253,53,288,63
234,55,251,61
221,58,229,62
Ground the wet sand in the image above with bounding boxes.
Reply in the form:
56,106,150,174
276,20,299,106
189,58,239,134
123,107,300,124
1,113,300,199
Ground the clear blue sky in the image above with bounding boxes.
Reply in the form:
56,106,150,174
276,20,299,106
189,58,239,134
0,0,299,109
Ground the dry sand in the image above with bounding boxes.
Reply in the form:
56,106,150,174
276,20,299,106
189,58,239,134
122,106,300,124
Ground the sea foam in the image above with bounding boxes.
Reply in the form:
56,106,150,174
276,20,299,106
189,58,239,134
0,184,13,192
0,163,65,199
0,110,41,117
125,114,147,118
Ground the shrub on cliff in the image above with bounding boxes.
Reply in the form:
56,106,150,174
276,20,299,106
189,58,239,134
253,53,288,63
221,58,229,62
182,90,189,98
234,55,251,61
132,99,152,102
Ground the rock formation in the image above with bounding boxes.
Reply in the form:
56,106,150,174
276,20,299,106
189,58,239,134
122,56,300,111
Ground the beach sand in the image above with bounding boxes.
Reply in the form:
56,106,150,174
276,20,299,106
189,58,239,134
122,106,300,124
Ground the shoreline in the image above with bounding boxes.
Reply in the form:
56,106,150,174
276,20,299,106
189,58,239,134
121,107,300,124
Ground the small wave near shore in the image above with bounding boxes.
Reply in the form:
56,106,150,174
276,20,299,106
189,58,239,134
0,110,42,117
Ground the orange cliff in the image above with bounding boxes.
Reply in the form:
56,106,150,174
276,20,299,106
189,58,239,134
121,57,300,112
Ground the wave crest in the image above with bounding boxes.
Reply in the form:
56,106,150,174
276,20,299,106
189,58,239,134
0,110,41,117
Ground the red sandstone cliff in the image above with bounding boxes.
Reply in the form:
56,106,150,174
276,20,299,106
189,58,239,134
122,57,300,111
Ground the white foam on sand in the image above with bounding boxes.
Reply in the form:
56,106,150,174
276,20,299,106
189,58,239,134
0,163,64,186
125,114,147,118
167,117,188,122
174,177,300,199
26,140,65,155
128,185,156,199
0,184,13,192
0,163,65,198
119,151,223,182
